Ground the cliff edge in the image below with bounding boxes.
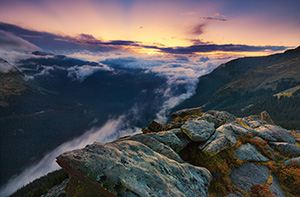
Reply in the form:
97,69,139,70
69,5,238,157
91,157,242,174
56,107,300,196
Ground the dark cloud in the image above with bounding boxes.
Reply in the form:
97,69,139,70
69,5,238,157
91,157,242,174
201,16,227,22
157,44,288,54
198,57,210,62
190,24,206,35
0,30,39,51
175,56,189,62
0,22,137,52
0,22,289,55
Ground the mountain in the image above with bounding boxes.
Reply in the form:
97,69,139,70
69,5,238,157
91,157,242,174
23,107,299,196
175,46,300,129
0,52,178,189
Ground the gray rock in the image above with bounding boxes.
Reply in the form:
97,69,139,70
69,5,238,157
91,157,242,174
146,129,190,152
230,163,269,192
199,125,238,154
248,120,268,128
235,143,269,162
252,136,265,143
197,113,226,128
260,111,275,125
181,120,215,142
269,142,300,156
57,140,212,197
228,122,255,136
206,110,236,123
283,157,300,166
254,125,296,143
128,134,183,163
170,106,205,119
270,174,285,197
41,178,68,197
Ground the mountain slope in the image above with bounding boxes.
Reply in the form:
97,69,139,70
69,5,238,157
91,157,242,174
176,47,300,129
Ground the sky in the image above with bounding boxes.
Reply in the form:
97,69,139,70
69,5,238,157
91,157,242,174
0,0,299,57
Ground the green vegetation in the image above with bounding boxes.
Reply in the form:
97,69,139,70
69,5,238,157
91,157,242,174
179,141,243,196
11,169,68,197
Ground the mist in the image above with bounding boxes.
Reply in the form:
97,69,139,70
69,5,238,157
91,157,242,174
0,114,141,197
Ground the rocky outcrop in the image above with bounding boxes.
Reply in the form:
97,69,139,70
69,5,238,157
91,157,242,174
57,140,212,197
235,143,269,162
181,120,215,142
269,142,300,156
230,163,269,192
170,106,204,119
57,107,300,196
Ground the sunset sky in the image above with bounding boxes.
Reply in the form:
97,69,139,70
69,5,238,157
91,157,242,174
0,0,299,57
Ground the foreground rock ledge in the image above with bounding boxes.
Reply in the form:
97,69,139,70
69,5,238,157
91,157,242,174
57,140,212,196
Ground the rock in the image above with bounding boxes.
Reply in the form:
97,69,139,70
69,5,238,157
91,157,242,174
252,136,265,143
57,140,212,197
260,111,275,125
147,120,165,132
170,106,205,119
269,142,300,156
248,120,268,128
230,163,269,192
235,143,269,162
254,125,296,143
228,123,255,136
128,134,183,163
166,117,185,130
146,129,190,152
270,174,285,197
141,128,152,134
199,125,238,154
41,179,68,197
206,110,236,124
283,157,300,166
181,120,215,142
197,113,226,128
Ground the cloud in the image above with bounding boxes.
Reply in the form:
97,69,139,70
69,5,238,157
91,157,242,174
198,56,210,62
67,64,113,82
200,13,228,22
0,22,289,56
0,58,15,73
158,44,288,54
190,24,206,35
0,110,142,197
0,30,40,51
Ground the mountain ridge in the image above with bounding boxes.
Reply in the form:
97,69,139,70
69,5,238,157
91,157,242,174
174,46,300,129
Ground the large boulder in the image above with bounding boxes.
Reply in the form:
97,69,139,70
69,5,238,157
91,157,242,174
146,129,190,152
230,163,269,192
254,125,296,143
128,134,183,163
283,157,300,166
269,142,300,157
197,113,226,128
57,140,212,197
205,110,236,124
235,143,269,162
260,111,275,125
199,125,238,154
170,106,205,119
181,120,215,142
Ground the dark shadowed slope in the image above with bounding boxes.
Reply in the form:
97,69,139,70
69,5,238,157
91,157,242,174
175,46,300,129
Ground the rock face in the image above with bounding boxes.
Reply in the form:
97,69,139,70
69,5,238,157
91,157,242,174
56,107,299,196
170,106,204,119
57,140,212,197
230,163,269,192
181,120,215,142
235,143,269,162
